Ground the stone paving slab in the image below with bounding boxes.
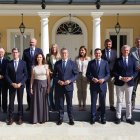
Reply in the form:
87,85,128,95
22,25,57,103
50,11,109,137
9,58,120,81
0,121,140,140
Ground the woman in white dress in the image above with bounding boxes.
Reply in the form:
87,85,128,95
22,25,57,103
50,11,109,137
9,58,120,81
75,46,91,111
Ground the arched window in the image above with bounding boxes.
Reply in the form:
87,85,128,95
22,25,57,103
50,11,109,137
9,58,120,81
57,21,83,35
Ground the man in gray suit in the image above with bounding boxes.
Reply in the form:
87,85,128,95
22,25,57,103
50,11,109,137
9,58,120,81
130,37,140,110
101,39,117,111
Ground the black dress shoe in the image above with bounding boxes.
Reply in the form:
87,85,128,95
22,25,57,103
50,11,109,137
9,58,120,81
7,118,13,125
57,119,63,125
17,118,23,125
97,106,101,111
90,119,95,124
69,120,74,125
115,118,121,124
101,119,106,124
126,119,135,125
110,106,116,112
25,107,30,111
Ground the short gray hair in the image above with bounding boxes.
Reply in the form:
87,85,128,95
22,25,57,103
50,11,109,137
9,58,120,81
121,45,130,51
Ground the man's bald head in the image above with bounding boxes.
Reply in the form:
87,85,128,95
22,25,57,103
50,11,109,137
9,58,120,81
30,38,37,48
0,48,5,58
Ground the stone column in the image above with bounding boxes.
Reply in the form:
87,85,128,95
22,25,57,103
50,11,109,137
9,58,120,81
38,12,50,56
91,12,103,58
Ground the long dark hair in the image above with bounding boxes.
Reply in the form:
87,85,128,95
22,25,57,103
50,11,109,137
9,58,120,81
78,46,87,58
34,53,45,66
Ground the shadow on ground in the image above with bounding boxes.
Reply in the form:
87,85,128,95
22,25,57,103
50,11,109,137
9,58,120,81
0,105,140,124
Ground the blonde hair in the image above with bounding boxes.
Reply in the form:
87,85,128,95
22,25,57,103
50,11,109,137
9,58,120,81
50,44,61,59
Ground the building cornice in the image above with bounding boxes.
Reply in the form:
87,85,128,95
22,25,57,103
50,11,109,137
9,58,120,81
0,4,139,16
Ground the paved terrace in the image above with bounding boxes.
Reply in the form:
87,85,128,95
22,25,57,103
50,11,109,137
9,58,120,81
0,84,140,140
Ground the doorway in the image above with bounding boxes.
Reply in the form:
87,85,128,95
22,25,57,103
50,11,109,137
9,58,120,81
52,16,88,60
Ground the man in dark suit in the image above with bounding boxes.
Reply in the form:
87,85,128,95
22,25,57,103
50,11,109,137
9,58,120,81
113,45,137,125
101,39,117,111
86,48,110,124
22,38,43,111
53,48,78,125
130,37,140,110
0,48,9,113
6,48,27,125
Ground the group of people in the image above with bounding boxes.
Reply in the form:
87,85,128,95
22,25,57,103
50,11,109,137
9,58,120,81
0,37,140,126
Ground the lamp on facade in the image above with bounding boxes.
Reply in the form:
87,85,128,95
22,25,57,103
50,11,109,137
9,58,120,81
68,14,72,34
19,13,25,34
96,0,101,9
115,13,121,34
41,0,46,9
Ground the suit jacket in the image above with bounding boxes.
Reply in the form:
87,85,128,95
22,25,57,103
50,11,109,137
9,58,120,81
113,56,137,87
53,59,78,92
22,47,43,78
0,58,9,87
102,49,117,73
5,59,28,91
130,47,140,68
46,53,61,73
86,59,110,92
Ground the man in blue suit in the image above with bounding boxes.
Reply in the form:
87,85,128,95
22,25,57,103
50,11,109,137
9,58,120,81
0,48,9,113
6,48,27,125
53,48,78,125
113,45,137,125
22,38,43,111
86,48,110,124
101,39,117,111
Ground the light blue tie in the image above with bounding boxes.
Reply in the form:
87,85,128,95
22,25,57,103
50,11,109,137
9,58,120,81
31,49,34,58
14,61,18,71
106,50,110,60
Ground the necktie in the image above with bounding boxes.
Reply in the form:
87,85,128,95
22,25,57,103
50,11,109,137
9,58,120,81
0,59,2,71
62,61,66,72
14,61,18,72
31,49,34,58
106,50,110,60
123,58,127,69
138,48,140,58
96,59,100,72
0,58,2,65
